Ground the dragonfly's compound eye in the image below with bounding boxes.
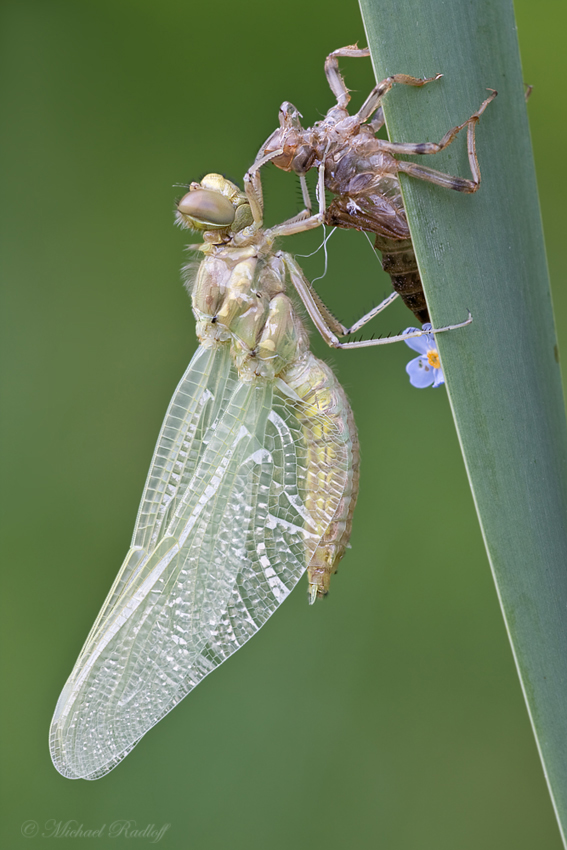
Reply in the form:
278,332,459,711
177,189,236,229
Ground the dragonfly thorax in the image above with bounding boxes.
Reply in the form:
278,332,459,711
192,251,308,381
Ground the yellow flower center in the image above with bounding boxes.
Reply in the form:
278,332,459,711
427,349,441,370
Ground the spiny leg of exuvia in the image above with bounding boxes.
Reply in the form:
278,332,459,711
250,42,495,346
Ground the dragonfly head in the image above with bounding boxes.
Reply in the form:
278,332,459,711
176,174,253,236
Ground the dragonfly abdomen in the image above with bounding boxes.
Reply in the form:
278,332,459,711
192,237,359,603
282,353,360,603
324,192,430,324
374,235,430,324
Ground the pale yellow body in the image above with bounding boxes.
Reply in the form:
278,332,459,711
49,172,361,782
189,214,359,601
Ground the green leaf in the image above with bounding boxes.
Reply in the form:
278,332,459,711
359,0,567,841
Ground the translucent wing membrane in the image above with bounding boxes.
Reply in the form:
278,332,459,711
50,343,349,780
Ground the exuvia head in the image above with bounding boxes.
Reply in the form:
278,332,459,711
259,102,317,175
176,174,253,235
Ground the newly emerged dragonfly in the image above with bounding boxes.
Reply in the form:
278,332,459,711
253,45,496,323
50,166,470,780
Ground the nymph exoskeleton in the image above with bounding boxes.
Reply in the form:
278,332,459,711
252,45,496,324
49,163,470,780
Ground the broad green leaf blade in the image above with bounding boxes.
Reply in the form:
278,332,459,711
360,0,567,841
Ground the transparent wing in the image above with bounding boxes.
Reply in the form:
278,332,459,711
50,345,350,780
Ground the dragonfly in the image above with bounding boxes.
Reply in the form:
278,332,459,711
49,165,471,780
252,44,496,324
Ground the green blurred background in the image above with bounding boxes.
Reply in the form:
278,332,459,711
1,0,565,847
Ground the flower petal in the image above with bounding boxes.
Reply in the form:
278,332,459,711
432,368,445,388
406,355,435,388
403,327,431,355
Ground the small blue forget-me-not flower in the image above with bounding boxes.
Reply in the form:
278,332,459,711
404,324,445,388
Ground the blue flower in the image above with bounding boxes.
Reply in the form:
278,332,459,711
403,324,445,388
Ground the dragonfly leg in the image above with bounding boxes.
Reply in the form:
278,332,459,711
329,313,472,349
355,72,443,124
325,44,442,123
382,90,497,193
344,291,400,334
281,173,313,218
283,252,347,345
265,163,327,238
367,106,385,134
283,251,471,350
249,146,285,172
324,45,370,109
243,168,264,228
299,173,312,214
244,164,319,234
